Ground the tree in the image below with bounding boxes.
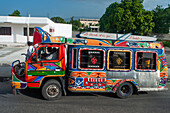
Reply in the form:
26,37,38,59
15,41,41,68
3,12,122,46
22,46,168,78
152,5,170,34
69,17,82,31
100,0,155,35
71,20,82,31
70,16,74,22
9,10,21,16
50,17,66,23
165,5,170,30
100,2,119,33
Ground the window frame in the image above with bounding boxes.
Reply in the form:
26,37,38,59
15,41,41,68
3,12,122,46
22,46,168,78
24,27,34,36
78,48,105,70
72,48,77,69
0,27,11,35
107,49,132,71
135,51,157,71
37,45,60,62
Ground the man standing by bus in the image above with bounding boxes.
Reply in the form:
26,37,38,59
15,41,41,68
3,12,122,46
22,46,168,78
26,41,34,60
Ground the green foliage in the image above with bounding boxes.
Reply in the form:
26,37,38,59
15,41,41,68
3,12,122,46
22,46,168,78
100,0,154,35
70,16,74,22
156,39,162,41
156,39,170,48
79,26,90,33
50,17,66,23
72,25,79,31
152,5,170,34
70,20,81,28
9,10,21,16
69,17,82,31
163,41,170,48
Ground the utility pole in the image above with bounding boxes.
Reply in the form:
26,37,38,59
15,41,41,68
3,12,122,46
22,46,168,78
27,14,30,44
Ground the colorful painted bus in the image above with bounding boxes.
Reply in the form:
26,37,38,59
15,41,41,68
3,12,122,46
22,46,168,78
11,27,168,100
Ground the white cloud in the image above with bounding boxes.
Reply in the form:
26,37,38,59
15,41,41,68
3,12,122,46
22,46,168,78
143,0,170,10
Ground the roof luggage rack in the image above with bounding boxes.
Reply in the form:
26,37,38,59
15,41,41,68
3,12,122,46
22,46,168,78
78,32,157,42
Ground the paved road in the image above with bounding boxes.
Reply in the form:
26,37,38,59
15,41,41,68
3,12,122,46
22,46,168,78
0,47,26,66
0,81,170,113
0,46,170,113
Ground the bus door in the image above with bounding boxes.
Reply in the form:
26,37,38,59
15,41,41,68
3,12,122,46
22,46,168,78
68,47,107,91
26,44,65,88
135,51,158,88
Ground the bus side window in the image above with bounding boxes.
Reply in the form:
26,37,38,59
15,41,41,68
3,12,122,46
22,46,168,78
72,49,77,69
80,49,104,69
136,52,156,70
108,50,131,70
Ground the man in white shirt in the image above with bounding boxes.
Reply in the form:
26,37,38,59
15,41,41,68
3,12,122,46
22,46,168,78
26,41,34,60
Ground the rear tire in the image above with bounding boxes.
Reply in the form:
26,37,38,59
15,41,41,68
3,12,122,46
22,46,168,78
116,82,133,99
42,79,62,100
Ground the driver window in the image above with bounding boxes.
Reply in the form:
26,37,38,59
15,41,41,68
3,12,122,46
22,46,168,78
38,47,59,61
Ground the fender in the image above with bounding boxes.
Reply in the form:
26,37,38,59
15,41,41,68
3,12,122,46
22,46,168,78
112,79,139,93
39,76,67,96
59,77,67,96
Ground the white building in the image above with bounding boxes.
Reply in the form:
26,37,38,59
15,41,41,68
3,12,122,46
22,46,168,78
79,18,99,32
0,16,72,43
79,18,99,27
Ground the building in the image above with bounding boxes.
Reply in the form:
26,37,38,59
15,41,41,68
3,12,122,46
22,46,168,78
89,26,99,32
79,18,99,32
79,18,99,27
0,16,72,43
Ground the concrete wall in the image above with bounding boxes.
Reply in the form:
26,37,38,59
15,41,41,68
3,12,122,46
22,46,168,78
13,24,28,43
0,24,72,43
0,16,49,25
0,16,72,43
43,20,72,38
0,24,45,43
0,23,13,42
53,23,72,38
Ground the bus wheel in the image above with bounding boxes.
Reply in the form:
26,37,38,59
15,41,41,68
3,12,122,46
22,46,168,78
116,82,133,99
42,79,62,100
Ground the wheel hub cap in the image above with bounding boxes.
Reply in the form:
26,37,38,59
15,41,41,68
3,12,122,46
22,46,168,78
46,85,59,97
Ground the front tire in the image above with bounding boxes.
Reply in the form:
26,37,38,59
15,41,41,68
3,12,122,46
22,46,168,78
116,82,133,99
42,79,62,100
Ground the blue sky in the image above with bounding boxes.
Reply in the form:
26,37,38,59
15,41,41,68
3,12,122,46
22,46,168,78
0,0,169,20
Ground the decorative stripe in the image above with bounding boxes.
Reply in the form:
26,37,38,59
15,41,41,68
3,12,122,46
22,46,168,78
27,71,65,75
28,83,40,88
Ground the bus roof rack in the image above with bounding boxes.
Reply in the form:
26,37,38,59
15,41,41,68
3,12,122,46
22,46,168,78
78,32,157,42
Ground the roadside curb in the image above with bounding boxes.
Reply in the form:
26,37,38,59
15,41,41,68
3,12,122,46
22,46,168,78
0,43,27,47
0,63,11,67
0,77,10,82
